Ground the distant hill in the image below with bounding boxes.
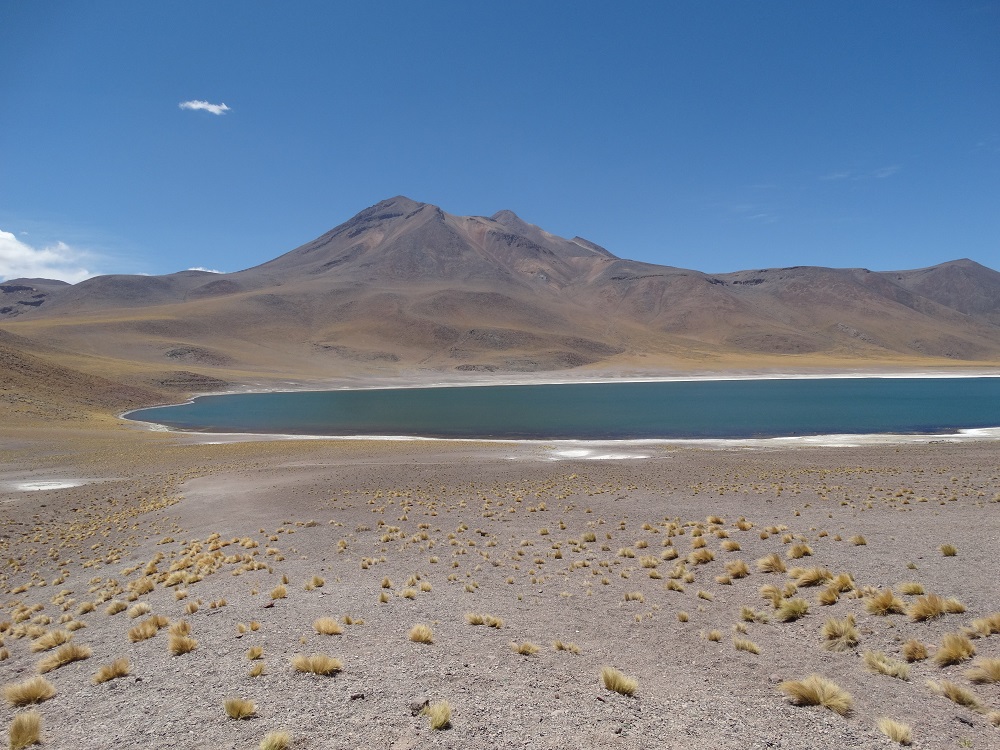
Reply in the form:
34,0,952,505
3,196,1000,386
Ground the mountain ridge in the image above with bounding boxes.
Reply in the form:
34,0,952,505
2,196,999,384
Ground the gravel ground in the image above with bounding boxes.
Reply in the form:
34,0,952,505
1,433,998,749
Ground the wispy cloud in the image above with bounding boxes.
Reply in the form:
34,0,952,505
0,229,96,283
188,266,224,274
871,164,900,179
821,165,901,181
179,99,231,115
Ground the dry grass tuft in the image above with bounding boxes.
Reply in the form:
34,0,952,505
248,662,266,677
4,677,55,707
795,567,832,587
725,560,749,578
408,624,434,644
168,634,198,655
511,641,540,655
128,620,159,643
939,544,957,556
863,651,910,680
224,697,257,719
128,602,152,619
291,653,342,675
734,638,761,654
600,666,638,696
779,674,853,716
270,584,287,600
902,639,928,662
260,731,291,750
8,709,42,750
966,657,1000,684
756,553,786,574
553,640,581,654
926,680,982,710
877,717,912,745
786,543,813,559
897,581,924,595
422,701,452,730
934,633,975,666
969,612,1000,636
92,657,131,684
105,601,127,616
29,629,72,653
37,642,92,673
776,598,809,622
821,615,858,652
313,617,343,636
865,589,906,616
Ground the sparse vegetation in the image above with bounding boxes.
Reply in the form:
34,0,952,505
934,633,975,666
292,653,342,675
966,657,1000,684
821,615,858,652
408,624,434,644
260,731,291,750
92,657,131,684
37,642,92,673
877,717,912,745
601,666,638,696
8,710,42,750
422,701,452,730
863,651,910,680
313,617,343,635
4,677,55,707
779,674,853,716
224,698,257,719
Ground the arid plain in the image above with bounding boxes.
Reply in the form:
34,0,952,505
2,198,1000,749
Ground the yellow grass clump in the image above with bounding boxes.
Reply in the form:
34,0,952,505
224,698,257,719
865,589,906,616
725,560,749,578
933,633,975,666
786,543,813,559
313,617,343,636
29,629,72,653
966,657,1000,684
105,601,127,616
863,651,910,680
92,657,131,684
37,642,92,673
511,642,539,655
877,717,912,745
734,638,761,654
902,639,928,662
246,645,264,660
168,634,198,655
779,674,853,716
756,553,786,574
926,680,982,710
422,701,452,730
553,640,581,654
291,653,342,675
8,710,42,750
821,615,858,652
408,624,434,644
3,677,56,707
260,731,292,750
270,584,287,600
897,581,924,595
601,666,638,696
776,598,809,622
939,544,957,556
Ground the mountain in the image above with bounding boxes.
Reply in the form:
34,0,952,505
2,196,999,390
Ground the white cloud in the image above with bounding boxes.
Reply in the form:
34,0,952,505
0,230,95,283
872,164,900,179
179,100,231,115
187,266,224,274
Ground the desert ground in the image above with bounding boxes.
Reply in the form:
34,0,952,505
1,406,999,750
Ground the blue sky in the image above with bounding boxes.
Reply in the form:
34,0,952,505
1,1,998,282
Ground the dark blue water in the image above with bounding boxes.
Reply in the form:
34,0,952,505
126,377,1000,440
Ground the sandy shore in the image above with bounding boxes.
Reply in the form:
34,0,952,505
1,421,998,749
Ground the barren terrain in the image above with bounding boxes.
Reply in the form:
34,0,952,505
2,419,999,749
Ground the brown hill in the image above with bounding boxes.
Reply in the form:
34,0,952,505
2,197,999,392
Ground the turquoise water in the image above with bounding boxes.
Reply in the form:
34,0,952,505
127,377,1000,440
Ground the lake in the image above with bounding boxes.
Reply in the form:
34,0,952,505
126,377,1000,440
